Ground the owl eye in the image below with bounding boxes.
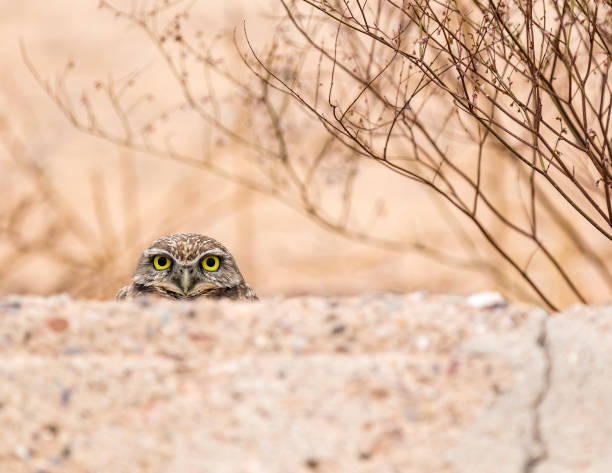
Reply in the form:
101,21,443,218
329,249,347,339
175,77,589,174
153,255,172,270
201,255,220,272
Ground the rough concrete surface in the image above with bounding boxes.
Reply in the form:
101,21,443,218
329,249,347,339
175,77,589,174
0,293,608,473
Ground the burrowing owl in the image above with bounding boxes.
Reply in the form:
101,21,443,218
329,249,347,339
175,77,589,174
116,233,257,301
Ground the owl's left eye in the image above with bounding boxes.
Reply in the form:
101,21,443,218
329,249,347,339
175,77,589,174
153,255,172,270
201,255,220,272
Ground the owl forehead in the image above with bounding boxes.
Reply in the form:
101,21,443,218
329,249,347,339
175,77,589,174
148,233,227,262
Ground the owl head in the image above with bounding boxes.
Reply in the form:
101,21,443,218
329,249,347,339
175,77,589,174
124,233,254,300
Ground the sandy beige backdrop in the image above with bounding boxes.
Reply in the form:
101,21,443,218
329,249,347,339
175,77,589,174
1,1,609,306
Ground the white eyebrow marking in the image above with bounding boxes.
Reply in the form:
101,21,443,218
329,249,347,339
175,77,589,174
176,249,228,266
200,248,226,257
144,249,174,258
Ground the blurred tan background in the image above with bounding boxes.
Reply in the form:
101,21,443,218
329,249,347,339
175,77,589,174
0,0,609,307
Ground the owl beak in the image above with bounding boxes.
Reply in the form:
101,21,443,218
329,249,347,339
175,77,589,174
180,269,192,294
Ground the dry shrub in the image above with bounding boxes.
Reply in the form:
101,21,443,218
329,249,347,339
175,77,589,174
241,0,612,310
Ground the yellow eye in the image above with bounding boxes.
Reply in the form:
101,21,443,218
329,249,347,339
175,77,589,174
201,255,220,271
153,255,172,270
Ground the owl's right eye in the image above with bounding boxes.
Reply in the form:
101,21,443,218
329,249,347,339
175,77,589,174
153,255,172,270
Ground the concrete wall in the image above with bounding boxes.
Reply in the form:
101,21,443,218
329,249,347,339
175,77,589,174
0,294,609,472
